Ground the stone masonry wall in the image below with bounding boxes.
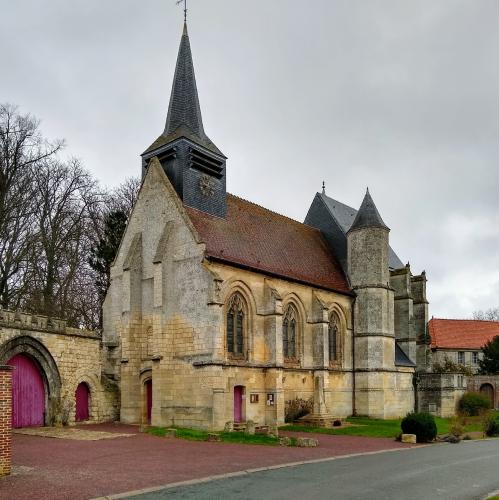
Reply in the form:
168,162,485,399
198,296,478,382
0,366,12,476
416,372,466,417
0,310,118,425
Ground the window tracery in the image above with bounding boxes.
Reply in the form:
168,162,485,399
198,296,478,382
226,293,245,356
283,305,297,359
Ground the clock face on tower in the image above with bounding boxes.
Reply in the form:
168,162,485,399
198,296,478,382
199,174,216,197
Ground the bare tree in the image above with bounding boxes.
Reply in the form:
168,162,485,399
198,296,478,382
25,158,101,326
0,104,63,308
473,308,499,321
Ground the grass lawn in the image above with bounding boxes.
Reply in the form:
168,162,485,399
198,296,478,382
146,426,292,446
280,413,497,439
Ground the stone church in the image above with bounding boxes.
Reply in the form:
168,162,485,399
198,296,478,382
101,22,428,429
0,22,429,430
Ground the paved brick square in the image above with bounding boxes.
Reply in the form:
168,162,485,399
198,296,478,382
0,424,417,500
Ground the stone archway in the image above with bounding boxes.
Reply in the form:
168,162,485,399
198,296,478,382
480,383,495,408
0,336,61,425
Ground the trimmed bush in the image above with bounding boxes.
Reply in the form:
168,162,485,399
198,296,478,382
401,412,437,443
458,392,491,416
485,414,499,437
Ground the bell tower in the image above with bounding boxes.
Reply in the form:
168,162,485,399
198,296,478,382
141,23,227,218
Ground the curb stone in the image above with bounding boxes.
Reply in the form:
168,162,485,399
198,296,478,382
91,445,424,500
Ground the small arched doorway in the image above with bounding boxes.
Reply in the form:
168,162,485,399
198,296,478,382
75,382,90,422
144,379,152,424
480,383,495,408
233,385,245,423
7,354,45,428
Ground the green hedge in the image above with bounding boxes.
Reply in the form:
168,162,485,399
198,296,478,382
401,412,437,442
458,392,491,416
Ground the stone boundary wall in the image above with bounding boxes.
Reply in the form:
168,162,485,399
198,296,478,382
416,372,466,418
467,375,499,409
0,309,118,425
0,366,13,476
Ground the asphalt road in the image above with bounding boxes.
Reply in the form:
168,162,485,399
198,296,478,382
127,439,499,500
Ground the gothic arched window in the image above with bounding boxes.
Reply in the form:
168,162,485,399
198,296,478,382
283,305,297,359
226,293,245,356
329,313,340,363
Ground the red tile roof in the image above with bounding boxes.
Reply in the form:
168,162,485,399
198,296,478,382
429,318,499,349
185,194,351,294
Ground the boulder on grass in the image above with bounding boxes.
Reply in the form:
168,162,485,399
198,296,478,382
206,433,221,442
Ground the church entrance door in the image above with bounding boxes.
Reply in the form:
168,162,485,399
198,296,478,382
145,379,152,424
8,354,45,428
75,382,90,421
233,385,244,423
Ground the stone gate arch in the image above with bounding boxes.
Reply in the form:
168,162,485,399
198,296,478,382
0,335,62,424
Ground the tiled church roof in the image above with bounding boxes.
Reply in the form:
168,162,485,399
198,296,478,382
185,194,351,294
429,318,499,349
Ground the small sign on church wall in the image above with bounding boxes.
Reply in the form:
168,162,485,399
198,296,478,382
266,393,275,406
250,394,259,404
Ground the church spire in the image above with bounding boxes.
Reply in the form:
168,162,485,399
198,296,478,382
164,22,206,142
142,21,227,218
144,22,223,157
349,188,389,231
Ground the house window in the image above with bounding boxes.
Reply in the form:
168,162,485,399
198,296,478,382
329,313,340,363
226,293,245,356
458,351,465,365
472,352,479,365
283,305,297,359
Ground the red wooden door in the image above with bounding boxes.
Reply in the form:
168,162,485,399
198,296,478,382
75,382,90,421
7,354,45,428
145,379,152,424
234,386,243,423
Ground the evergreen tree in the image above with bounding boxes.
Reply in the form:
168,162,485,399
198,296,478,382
89,210,127,317
478,335,499,375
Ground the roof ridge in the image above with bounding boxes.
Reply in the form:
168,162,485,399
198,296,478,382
227,193,321,232
430,317,499,324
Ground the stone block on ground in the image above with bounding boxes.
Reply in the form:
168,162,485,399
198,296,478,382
245,420,256,435
279,436,291,446
401,433,416,444
296,437,318,447
165,428,177,437
224,421,233,432
206,433,221,442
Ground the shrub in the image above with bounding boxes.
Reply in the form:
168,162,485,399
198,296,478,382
401,412,437,443
432,356,473,376
485,414,499,437
284,398,313,423
458,392,491,416
449,418,464,438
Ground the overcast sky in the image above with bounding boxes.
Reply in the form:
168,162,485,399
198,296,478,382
1,0,498,319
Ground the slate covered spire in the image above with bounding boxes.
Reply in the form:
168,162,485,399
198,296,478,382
141,22,227,218
144,22,223,156
349,188,389,231
164,23,205,141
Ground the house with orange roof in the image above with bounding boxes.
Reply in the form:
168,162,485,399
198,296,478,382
428,318,499,373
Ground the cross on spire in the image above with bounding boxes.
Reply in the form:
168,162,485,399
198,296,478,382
176,0,187,22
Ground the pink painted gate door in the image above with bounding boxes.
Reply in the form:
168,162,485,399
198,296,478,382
234,386,243,423
75,382,90,421
7,354,45,428
145,379,152,424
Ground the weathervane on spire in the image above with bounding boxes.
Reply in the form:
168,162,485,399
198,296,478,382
176,0,187,22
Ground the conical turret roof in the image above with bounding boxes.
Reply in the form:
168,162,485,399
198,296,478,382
348,189,389,231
